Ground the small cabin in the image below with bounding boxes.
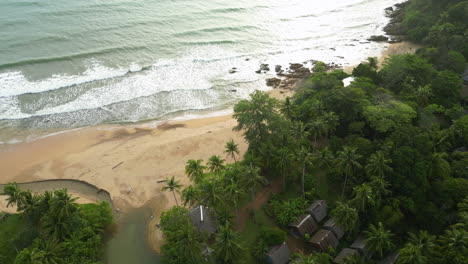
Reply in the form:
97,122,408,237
309,229,339,251
265,242,291,264
189,205,217,235
350,236,370,258
306,200,328,223
288,214,318,238
334,248,359,264
323,218,345,240
378,252,399,264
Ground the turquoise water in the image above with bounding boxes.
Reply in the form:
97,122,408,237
0,0,403,143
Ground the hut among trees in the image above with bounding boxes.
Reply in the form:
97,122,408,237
350,236,370,258
189,205,217,234
265,242,291,264
309,229,339,251
323,218,345,240
306,200,328,223
333,248,360,264
378,252,399,264
288,214,318,238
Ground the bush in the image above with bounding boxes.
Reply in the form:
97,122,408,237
266,198,308,226
259,227,287,246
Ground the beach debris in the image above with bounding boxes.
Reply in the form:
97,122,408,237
112,161,124,170
157,179,168,183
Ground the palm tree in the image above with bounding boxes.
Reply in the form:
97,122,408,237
322,111,339,138
363,222,394,259
291,121,310,149
2,182,23,209
162,176,182,206
224,178,245,225
207,155,225,175
307,119,326,149
407,231,435,257
280,97,296,120
20,191,41,223
214,223,244,264
185,159,206,183
36,239,63,264
225,139,240,163
181,185,199,207
351,183,375,212
295,147,314,198
337,146,362,198
241,164,264,201
398,243,427,264
199,178,222,208
365,151,392,178
49,189,78,222
274,147,292,190
369,176,391,206
313,147,335,170
439,228,467,255
330,202,359,232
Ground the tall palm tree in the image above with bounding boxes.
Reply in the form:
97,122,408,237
365,151,392,178
225,139,240,163
369,176,391,206
20,191,42,223
280,97,296,120
36,239,63,264
351,183,375,213
363,222,394,259
207,155,225,175
307,119,326,149
439,228,467,256
313,147,335,170
224,178,245,225
49,189,78,222
291,121,310,149
322,111,339,138
241,164,264,201
407,231,435,257
185,159,206,183
398,243,427,264
2,182,23,209
337,146,362,198
162,176,182,206
214,223,244,264
199,178,222,208
274,147,292,190
181,185,199,207
295,147,314,198
330,202,359,232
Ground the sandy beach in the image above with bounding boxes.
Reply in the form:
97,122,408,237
0,41,419,252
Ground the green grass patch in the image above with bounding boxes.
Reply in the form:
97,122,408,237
0,214,29,263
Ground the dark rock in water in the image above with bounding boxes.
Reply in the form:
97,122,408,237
368,35,389,42
336,56,345,59
275,65,282,73
229,89,237,92
385,6,394,11
289,63,303,70
229,68,237,74
245,58,250,61
255,70,261,74
259,63,270,72
280,91,284,94
345,44,356,46
266,78,281,87
330,48,336,51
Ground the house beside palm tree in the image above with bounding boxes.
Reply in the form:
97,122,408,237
333,248,359,264
288,214,318,238
306,200,328,224
189,205,217,235
350,236,371,258
265,242,291,264
309,229,339,251
323,218,345,240
377,252,399,264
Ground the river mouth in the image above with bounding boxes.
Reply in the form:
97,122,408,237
105,207,161,264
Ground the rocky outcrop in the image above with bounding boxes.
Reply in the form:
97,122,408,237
256,63,270,74
368,35,389,42
266,77,281,87
383,2,408,36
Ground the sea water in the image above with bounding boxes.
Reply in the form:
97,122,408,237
0,0,403,144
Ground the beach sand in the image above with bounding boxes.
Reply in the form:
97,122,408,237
0,41,418,252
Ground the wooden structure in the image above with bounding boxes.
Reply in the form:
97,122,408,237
350,236,370,258
323,218,345,240
309,229,339,251
288,214,318,238
333,248,359,264
189,205,217,234
306,200,328,223
265,242,291,264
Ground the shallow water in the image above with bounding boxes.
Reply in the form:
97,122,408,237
105,207,161,264
0,0,403,144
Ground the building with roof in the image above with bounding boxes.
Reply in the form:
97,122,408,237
333,248,360,264
288,214,318,238
378,252,399,264
265,242,291,264
306,200,328,223
350,236,370,258
309,229,339,251
189,205,217,235
323,218,345,240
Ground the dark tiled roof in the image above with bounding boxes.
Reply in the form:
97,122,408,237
334,248,359,264
323,218,345,240
309,229,339,251
265,242,291,264
288,214,318,237
189,205,217,234
306,200,328,223
350,236,370,257
378,252,399,264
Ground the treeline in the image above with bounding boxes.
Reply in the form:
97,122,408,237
0,184,113,264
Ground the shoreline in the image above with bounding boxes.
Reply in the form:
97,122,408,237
0,41,418,253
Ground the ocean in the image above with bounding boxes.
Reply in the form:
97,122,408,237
0,0,403,144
